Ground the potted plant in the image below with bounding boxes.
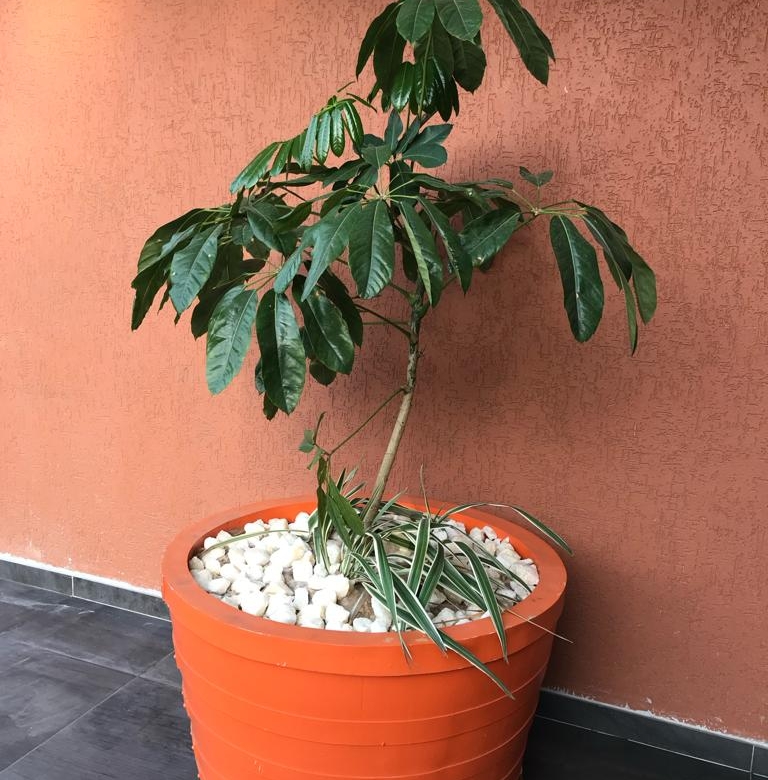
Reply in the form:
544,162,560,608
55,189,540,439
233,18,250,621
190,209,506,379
132,1,656,778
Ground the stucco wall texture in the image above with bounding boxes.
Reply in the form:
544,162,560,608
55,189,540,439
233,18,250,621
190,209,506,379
0,0,766,740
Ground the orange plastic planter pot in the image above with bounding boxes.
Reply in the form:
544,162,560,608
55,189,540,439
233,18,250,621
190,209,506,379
162,496,567,780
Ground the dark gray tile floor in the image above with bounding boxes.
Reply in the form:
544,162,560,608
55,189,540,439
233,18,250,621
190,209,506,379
0,578,757,779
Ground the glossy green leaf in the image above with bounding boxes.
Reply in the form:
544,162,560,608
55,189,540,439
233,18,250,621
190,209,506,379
384,111,404,151
519,166,553,187
402,141,447,168
434,0,482,40
317,273,364,347
419,198,473,292
357,2,400,76
329,108,346,157
391,62,414,111
579,207,633,283
390,571,447,651
549,215,605,342
451,37,486,92
349,200,396,299
256,289,306,413
137,209,208,275
399,202,444,306
131,262,169,330
341,102,364,146
230,141,281,193
626,246,657,324
486,0,551,85
315,112,332,164
169,224,223,314
296,280,355,374
418,543,445,605
327,478,365,536
190,280,238,340
298,114,319,171
273,248,304,294
206,286,258,394
397,0,436,42
269,141,292,177
373,22,407,92
361,141,392,169
246,199,297,256
406,514,431,591
459,206,520,265
302,204,362,299
309,359,337,386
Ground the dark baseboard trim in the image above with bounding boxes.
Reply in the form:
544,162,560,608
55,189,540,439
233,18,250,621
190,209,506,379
536,690,766,775
1,555,765,772
0,555,168,620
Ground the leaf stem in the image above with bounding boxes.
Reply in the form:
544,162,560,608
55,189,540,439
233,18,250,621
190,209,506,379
355,303,410,336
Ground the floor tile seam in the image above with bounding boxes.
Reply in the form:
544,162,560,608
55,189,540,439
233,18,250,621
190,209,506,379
11,637,159,678
750,744,754,772
625,736,752,772
66,592,170,622
0,675,137,775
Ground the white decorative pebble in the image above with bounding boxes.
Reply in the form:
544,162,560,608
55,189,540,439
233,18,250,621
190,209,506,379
352,617,373,632
262,564,284,584
293,587,310,610
369,620,389,633
202,554,223,575
240,591,268,616
216,530,233,543
311,588,337,609
324,603,350,625
469,527,484,543
268,518,289,532
292,559,313,584
244,547,270,568
245,564,264,582
219,563,240,582
230,576,260,595
482,525,497,540
266,601,296,625
313,563,328,578
188,556,204,571
202,536,219,550
307,574,328,592
228,548,247,570
298,615,324,629
191,569,212,588
271,546,296,569
222,594,241,608
324,574,350,600
326,541,342,565
205,577,229,595
326,622,353,632
291,512,311,532
298,604,324,623
434,607,456,625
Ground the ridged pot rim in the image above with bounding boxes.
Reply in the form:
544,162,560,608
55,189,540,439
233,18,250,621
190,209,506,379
162,495,568,671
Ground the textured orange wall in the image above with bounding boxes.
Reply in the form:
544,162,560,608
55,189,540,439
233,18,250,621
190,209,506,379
1,0,766,740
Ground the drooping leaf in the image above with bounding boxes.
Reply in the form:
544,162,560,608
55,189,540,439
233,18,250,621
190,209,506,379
169,224,223,314
256,289,306,413
459,206,520,265
309,359,337,386
329,107,346,157
341,102,365,146
397,0,436,42
136,209,209,275
519,166,553,187
298,114,319,171
273,248,304,294
357,2,400,76
398,201,444,306
349,199,396,298
451,36,487,92
373,21,407,93
384,111,404,151
131,261,169,330
626,246,657,324
295,279,355,374
434,0,483,40
549,215,605,342
205,286,258,394
269,140,293,177
302,204,362,299
391,62,415,111
419,198,473,292
486,0,551,85
246,199,297,256
230,141,281,193
315,111,332,164
317,272,364,347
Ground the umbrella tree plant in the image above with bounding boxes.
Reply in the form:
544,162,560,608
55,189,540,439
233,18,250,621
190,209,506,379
131,0,656,683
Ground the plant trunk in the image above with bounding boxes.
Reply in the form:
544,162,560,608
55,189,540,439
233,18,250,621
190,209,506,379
362,289,425,528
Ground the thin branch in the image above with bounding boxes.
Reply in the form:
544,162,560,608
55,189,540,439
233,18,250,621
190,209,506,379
355,303,410,336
